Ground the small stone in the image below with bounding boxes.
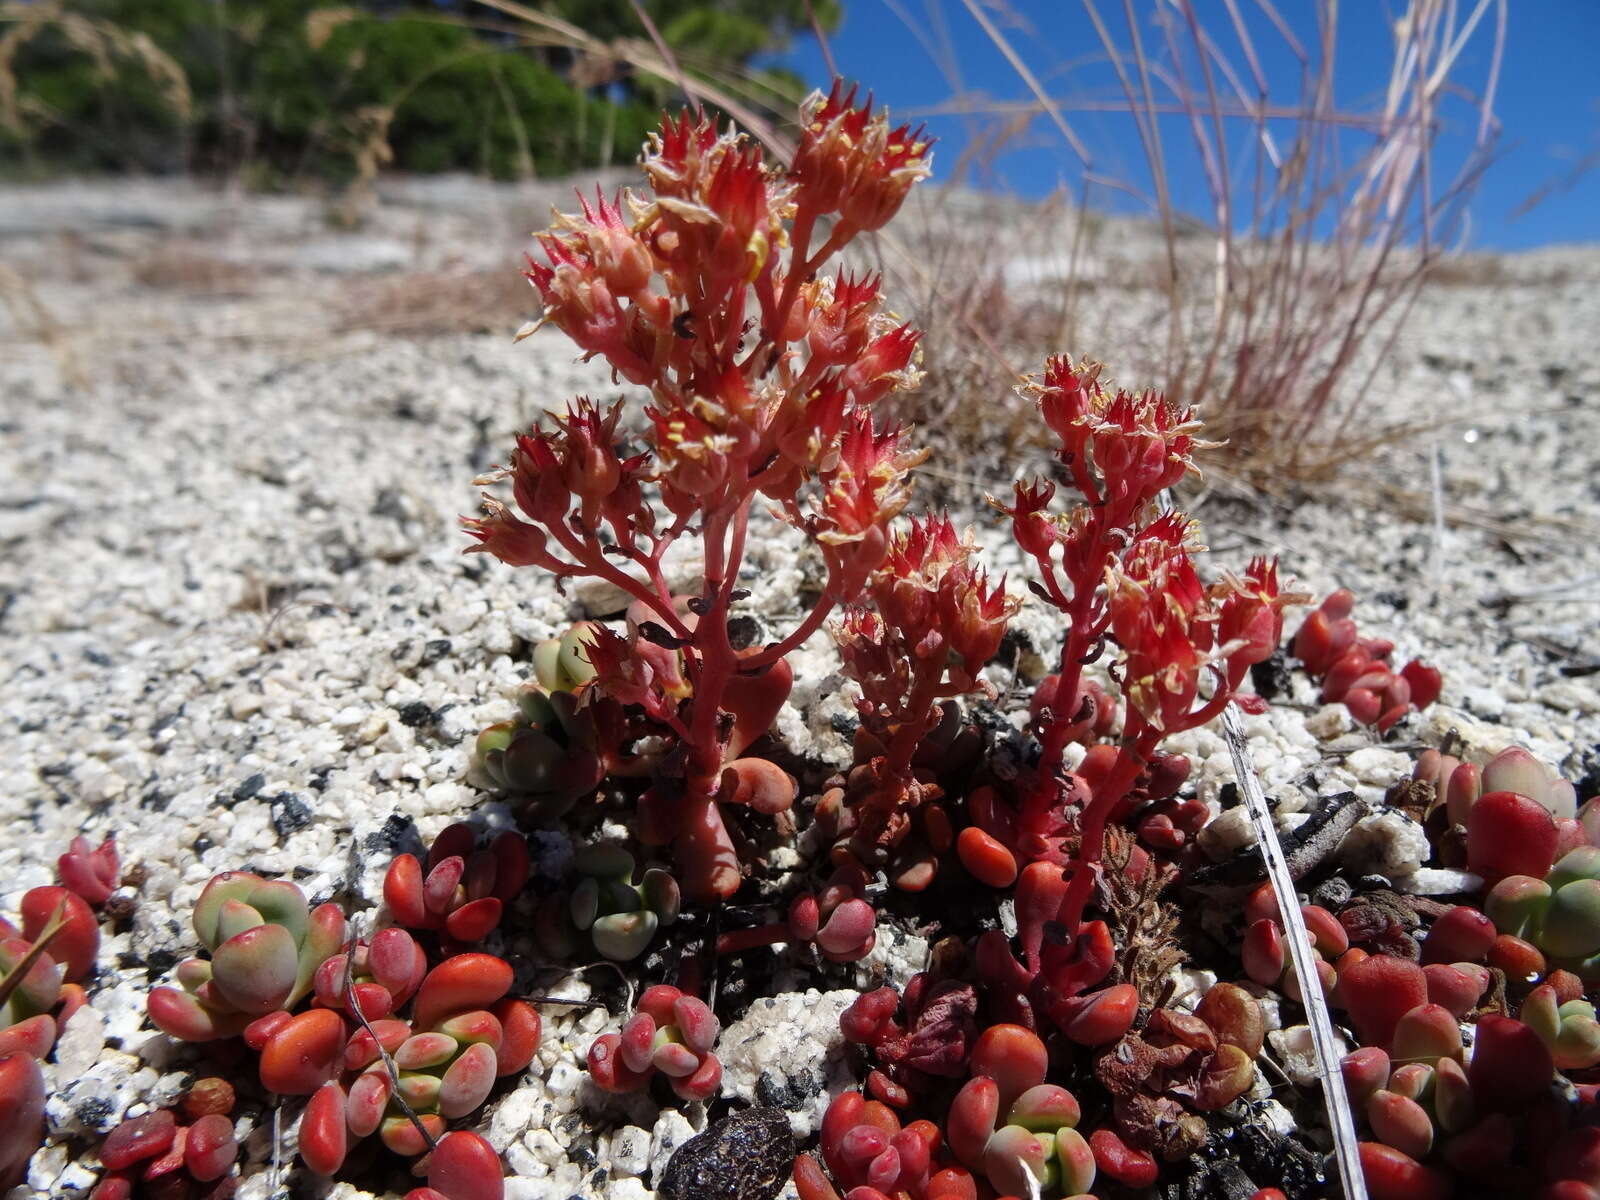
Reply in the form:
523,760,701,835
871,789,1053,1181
1197,807,1256,860
649,1111,697,1181
269,793,313,838
1344,746,1411,787
658,1106,794,1200
232,773,266,804
395,700,434,727
229,691,265,720
1310,877,1353,912
1268,1024,1345,1087
1339,810,1429,877
1403,867,1483,896
1305,704,1354,740
54,1004,107,1075
608,1125,651,1178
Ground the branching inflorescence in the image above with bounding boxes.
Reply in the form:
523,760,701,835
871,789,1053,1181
961,358,1298,911
465,84,932,903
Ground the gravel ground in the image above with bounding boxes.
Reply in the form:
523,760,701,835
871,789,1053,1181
1,174,1597,1200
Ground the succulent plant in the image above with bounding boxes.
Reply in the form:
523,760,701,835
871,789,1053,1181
587,984,721,1103
58,835,119,906
532,623,602,694
1485,847,1600,982
384,822,529,945
0,886,95,1060
300,954,539,1171
1413,744,1589,875
947,1063,1095,1198
796,1091,960,1200
400,1130,505,1200
1292,589,1440,733
716,865,877,966
312,927,428,1020
1520,984,1600,1070
0,1051,46,1191
90,1086,239,1200
1238,883,1347,1002
1344,990,1600,1199
839,976,978,1108
146,872,346,1042
0,927,62,1051
826,516,1017,892
797,1083,1087,1200
469,685,609,818
532,844,680,963
1088,992,1261,1165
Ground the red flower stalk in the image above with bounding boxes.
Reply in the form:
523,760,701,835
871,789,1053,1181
470,89,932,903
826,517,1017,889
966,357,1302,950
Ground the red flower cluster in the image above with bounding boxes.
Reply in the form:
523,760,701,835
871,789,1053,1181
469,83,933,904
967,357,1301,940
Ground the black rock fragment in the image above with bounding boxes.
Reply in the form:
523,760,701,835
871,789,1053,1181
658,1106,794,1200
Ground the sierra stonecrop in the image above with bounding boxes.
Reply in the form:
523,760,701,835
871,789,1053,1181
147,872,345,1042
466,82,932,903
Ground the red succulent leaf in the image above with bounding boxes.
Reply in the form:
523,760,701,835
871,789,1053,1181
57,836,119,905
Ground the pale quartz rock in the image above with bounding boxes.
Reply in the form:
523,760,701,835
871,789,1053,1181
1270,1023,1347,1086
1339,810,1430,877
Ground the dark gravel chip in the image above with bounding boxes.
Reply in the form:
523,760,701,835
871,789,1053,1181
270,792,313,838
395,700,434,727
1249,648,1291,703
1310,876,1353,911
366,813,414,853
658,1106,794,1200
232,773,266,804
755,1068,822,1110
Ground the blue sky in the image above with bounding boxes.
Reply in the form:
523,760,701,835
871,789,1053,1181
774,2,1598,250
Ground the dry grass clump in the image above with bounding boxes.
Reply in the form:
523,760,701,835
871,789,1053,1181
869,0,1507,484
334,265,533,337
131,251,264,297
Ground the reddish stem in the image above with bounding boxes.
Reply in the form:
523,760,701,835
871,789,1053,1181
716,924,793,955
1056,718,1155,936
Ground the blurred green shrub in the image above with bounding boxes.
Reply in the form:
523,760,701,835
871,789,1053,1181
0,0,836,179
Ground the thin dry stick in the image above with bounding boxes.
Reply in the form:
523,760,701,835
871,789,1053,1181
270,1104,284,1196
1222,706,1365,1200
948,0,1503,473
340,922,439,1153
626,0,700,120
0,899,68,1012
1427,439,1446,596
468,0,790,157
802,0,838,80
